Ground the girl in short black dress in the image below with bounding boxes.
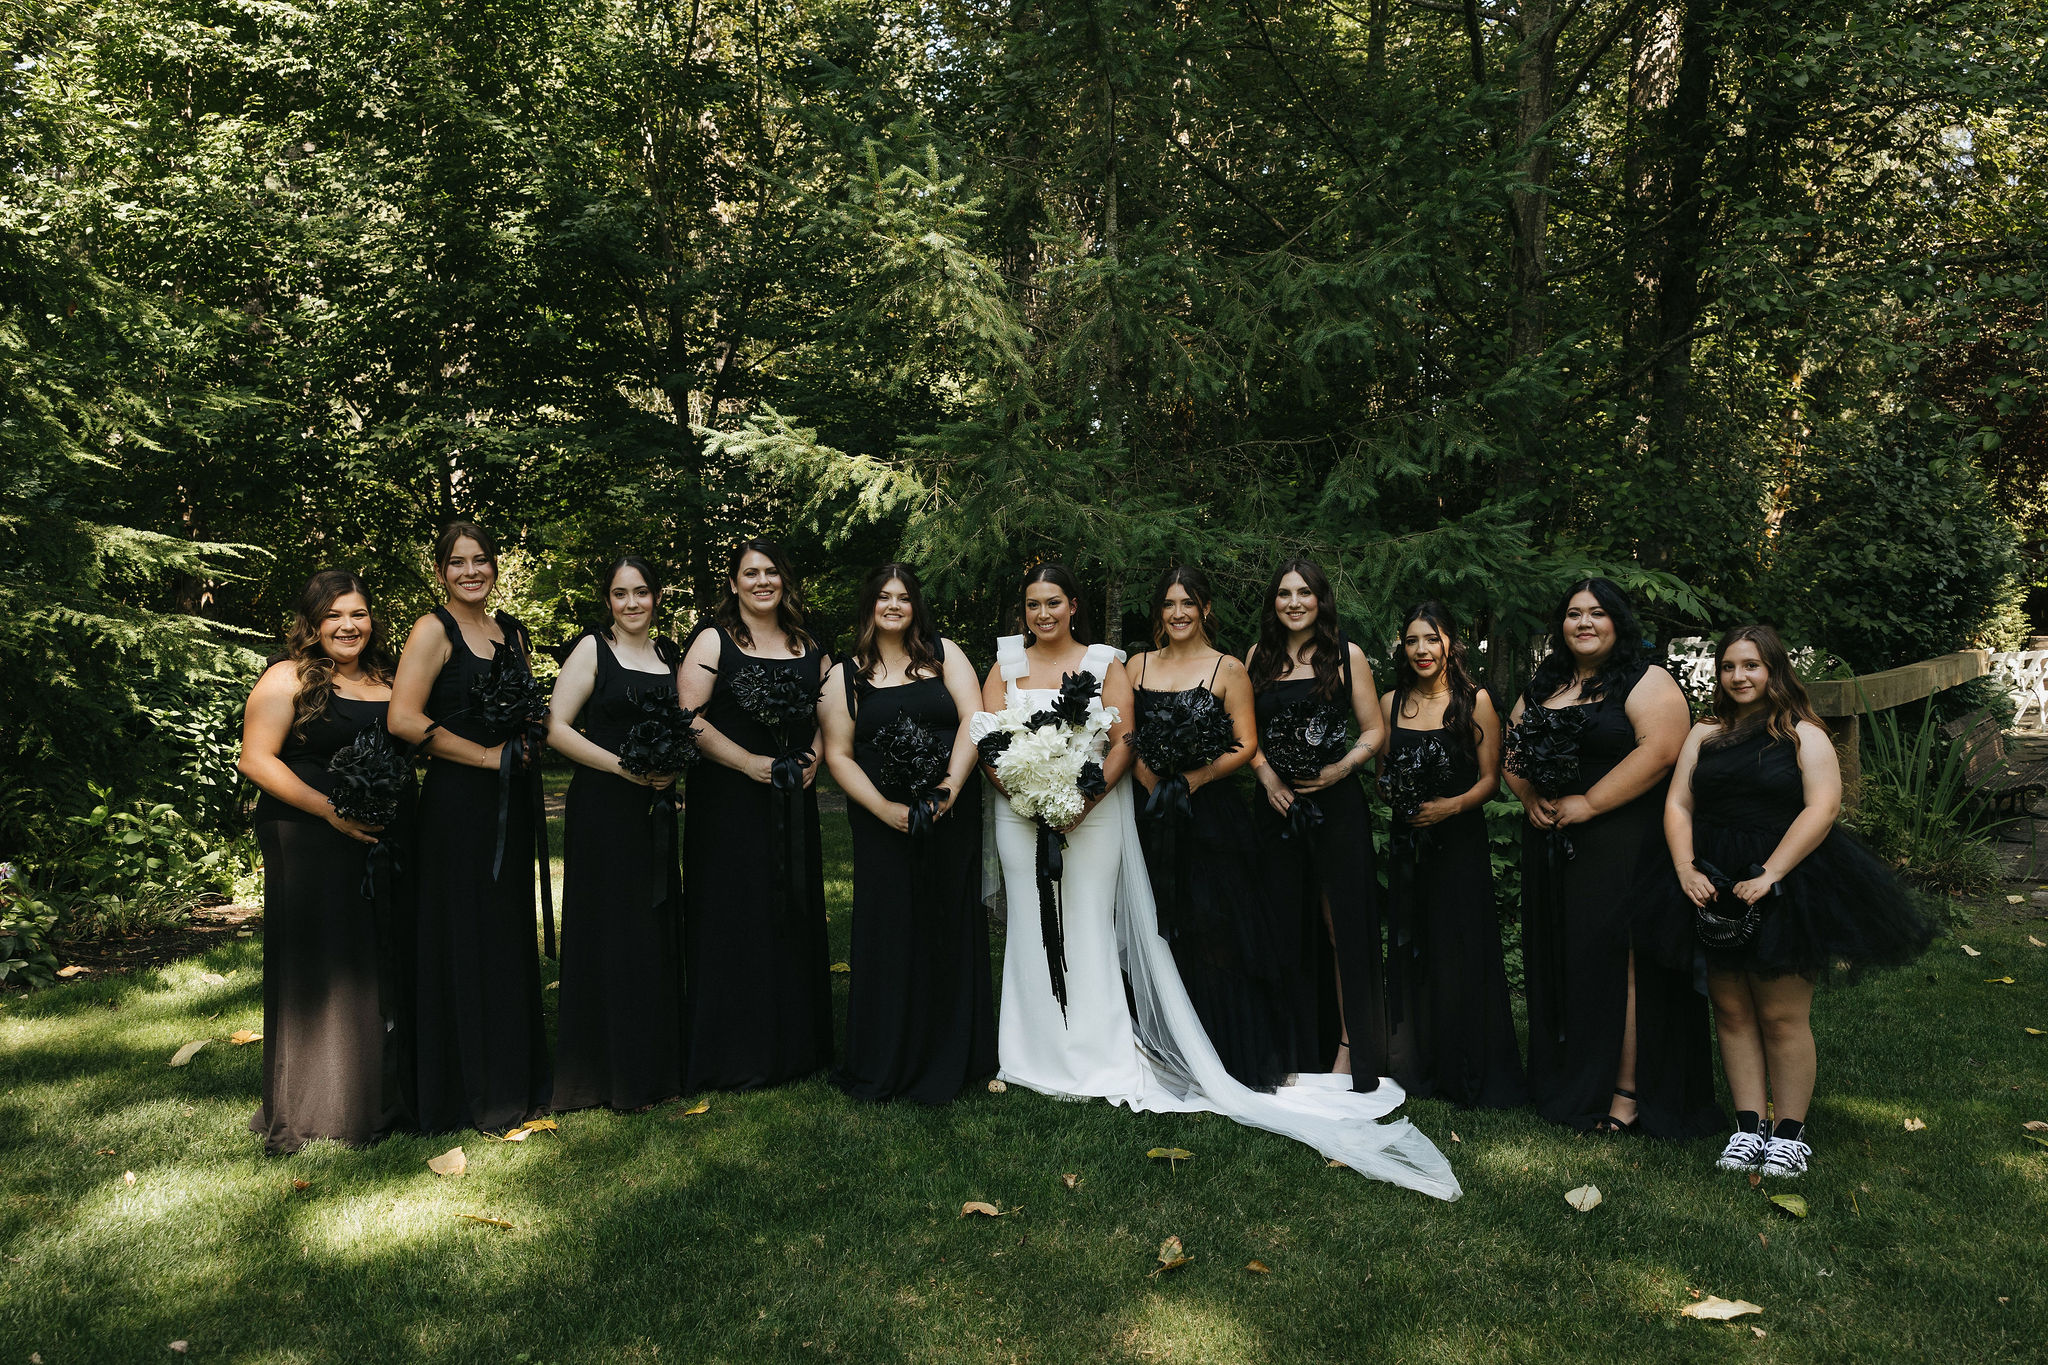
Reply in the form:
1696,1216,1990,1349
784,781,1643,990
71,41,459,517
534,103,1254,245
676,539,832,1092
548,556,687,1112
237,571,413,1153
389,522,552,1133
819,563,993,1103
1246,558,1390,1092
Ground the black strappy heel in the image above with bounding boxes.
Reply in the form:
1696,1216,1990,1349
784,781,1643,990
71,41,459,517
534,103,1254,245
1594,1087,1641,1134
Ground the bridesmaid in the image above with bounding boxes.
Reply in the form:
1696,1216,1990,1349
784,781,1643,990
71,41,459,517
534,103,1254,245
237,570,412,1153
819,563,994,1103
1246,558,1391,1092
1377,601,1526,1108
1504,577,1720,1137
676,539,833,1091
1646,625,1932,1175
389,521,552,1133
548,556,686,1112
1129,567,1288,1091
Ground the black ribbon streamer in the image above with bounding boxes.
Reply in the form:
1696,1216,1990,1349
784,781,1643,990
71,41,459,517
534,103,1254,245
1280,792,1325,842
647,785,681,911
1141,774,1195,939
483,733,555,957
1035,822,1069,1021
1385,822,1434,1030
768,749,813,925
906,787,947,839
359,839,402,905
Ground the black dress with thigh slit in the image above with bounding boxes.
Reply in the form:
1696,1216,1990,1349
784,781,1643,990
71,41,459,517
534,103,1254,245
250,696,414,1154
553,634,686,1112
832,646,996,1103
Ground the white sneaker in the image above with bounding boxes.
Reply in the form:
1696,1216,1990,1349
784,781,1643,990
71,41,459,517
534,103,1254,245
1758,1135,1811,1177
1716,1129,1768,1170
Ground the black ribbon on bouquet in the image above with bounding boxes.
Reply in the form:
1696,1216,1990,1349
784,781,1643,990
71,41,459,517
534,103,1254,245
1385,822,1435,1030
906,786,948,840
1279,790,1324,842
646,783,681,911
1035,821,1070,1021
767,747,814,923
359,839,402,906
1141,774,1195,939
1529,823,1575,1045
489,731,556,959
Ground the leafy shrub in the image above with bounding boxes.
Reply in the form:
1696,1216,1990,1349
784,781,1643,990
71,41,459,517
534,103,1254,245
0,865,60,989
24,787,245,940
1848,701,2002,903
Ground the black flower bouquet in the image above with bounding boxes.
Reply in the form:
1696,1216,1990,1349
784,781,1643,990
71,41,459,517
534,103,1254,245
729,662,819,778
1381,732,1454,824
327,723,409,826
616,687,702,779
471,639,550,756
1503,703,1591,797
870,713,954,836
1260,696,1350,784
1134,687,1241,783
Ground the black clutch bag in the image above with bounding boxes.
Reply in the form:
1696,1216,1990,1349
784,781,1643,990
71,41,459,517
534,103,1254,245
1692,858,1782,950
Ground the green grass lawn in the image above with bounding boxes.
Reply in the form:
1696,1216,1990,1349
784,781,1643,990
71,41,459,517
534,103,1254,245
3,798,2045,1363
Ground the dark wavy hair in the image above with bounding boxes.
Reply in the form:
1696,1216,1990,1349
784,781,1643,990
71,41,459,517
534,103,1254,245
850,562,941,683
1249,557,1345,701
1391,600,1480,761
1018,562,1089,646
433,520,499,575
600,555,680,667
712,538,814,655
1148,565,1218,651
283,570,395,739
1523,577,1646,707
1707,624,1825,747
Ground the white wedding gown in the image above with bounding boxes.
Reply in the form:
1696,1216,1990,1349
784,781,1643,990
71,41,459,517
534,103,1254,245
979,638,1460,1201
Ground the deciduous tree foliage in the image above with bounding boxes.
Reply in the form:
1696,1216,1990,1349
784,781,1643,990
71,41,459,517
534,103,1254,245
2,0,2042,861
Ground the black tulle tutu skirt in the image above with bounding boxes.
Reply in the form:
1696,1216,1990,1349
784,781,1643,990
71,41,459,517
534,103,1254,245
1635,820,1936,979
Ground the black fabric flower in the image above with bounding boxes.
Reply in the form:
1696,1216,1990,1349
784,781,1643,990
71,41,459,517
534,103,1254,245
327,724,409,826
470,639,549,747
870,714,952,800
975,729,1012,767
729,662,818,756
1260,696,1350,784
1382,733,1454,822
616,687,702,777
1134,687,1240,779
1077,760,1107,801
1503,703,1590,797
1026,670,1101,731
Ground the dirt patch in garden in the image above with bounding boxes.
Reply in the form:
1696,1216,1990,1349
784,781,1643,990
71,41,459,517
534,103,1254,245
27,901,264,988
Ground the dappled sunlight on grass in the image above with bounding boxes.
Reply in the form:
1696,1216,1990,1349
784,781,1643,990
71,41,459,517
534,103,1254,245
1114,1291,1267,1363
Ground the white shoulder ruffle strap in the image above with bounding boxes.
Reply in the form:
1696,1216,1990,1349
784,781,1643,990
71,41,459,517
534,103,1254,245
996,634,1031,682
1081,641,1127,680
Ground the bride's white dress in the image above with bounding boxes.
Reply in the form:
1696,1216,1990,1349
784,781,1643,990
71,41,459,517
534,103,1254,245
977,638,1460,1201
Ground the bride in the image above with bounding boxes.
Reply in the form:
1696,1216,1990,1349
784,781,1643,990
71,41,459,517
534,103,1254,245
974,564,1460,1200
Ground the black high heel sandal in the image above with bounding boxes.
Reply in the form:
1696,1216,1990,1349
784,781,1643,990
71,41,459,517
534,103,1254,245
1594,1087,1641,1134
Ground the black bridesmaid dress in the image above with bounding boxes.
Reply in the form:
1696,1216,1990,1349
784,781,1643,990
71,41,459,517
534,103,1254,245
250,696,413,1154
1520,661,1723,1137
1634,728,1934,979
412,608,552,1132
832,647,996,1103
1135,668,1290,1092
1252,649,1390,1093
1382,721,1526,1108
553,635,686,1112
682,627,832,1092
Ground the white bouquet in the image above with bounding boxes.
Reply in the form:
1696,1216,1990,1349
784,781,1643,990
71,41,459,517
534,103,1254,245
969,671,1117,824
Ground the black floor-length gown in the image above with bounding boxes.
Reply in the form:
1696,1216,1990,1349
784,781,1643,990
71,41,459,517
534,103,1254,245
682,627,832,1092
1382,722,1527,1108
250,696,414,1154
553,635,685,1112
1634,728,1934,979
1252,654,1391,1093
1135,676,1291,1092
1521,661,1723,1137
832,648,995,1103
412,608,552,1132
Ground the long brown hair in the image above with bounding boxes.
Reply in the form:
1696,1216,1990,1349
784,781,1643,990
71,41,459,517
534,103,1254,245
283,570,395,738
1249,557,1345,700
850,562,941,683
712,538,815,655
1018,562,1090,646
1148,565,1218,651
1707,624,1825,746
1391,600,1480,761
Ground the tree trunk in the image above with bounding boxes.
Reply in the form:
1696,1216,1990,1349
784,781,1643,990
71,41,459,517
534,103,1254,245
1509,1,1559,361
1648,0,1719,467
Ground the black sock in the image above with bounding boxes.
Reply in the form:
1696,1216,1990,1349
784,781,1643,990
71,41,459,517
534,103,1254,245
1735,1110,1762,1135
1772,1118,1805,1144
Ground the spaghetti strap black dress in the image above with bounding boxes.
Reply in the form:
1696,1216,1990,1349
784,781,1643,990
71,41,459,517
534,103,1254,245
1135,668,1290,1092
833,645,996,1103
250,696,414,1154
553,635,686,1112
1383,722,1527,1108
682,627,833,1092
1634,728,1934,979
1521,662,1723,1137
1251,650,1390,1094
411,608,552,1132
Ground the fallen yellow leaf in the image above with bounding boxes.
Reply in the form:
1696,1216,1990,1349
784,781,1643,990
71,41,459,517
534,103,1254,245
960,1201,1001,1218
168,1343,188,1355
830,962,851,973
122,1171,136,1187
1061,1173,1079,1190
498,1128,533,1142
1962,944,1982,957
1151,1235,1192,1276
2008,895,2025,905
167,1040,208,1067
457,1214,514,1230
1752,1327,1767,1338
229,1030,262,1046
427,1147,467,1177
1565,1184,1602,1212
682,1098,710,1116
1326,1159,1348,1169
1903,1117,1927,1132
1986,976,2017,985
2028,936,2045,948
986,1079,1007,1094
96,1148,115,1156
55,965,88,979
2023,1121,2048,1132
1450,1131,1461,1143
1147,1147,1194,1170
519,1118,559,1132
1769,1193,1809,1218
2026,1028,2044,1037
1246,1259,1271,1274
1680,1296,1763,1320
